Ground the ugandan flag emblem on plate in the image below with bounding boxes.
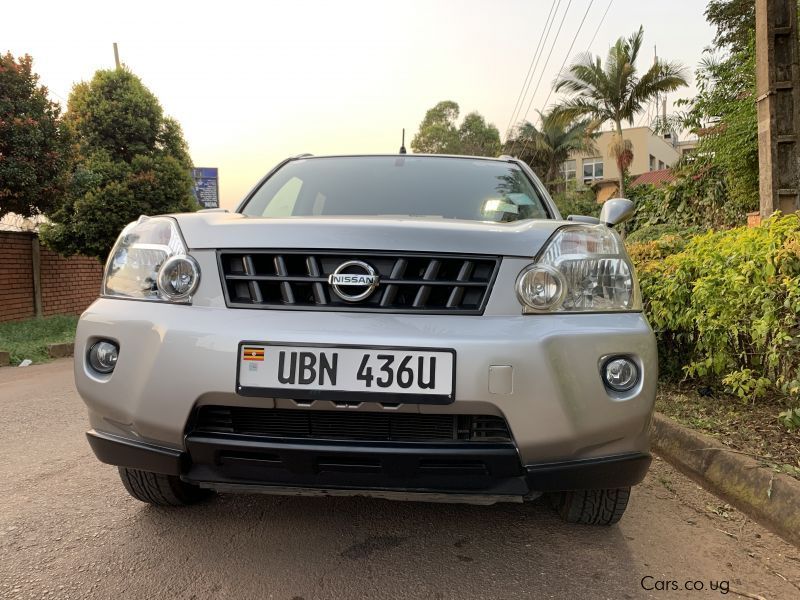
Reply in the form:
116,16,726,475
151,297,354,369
242,346,265,361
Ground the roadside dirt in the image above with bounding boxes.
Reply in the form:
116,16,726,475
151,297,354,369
657,383,800,481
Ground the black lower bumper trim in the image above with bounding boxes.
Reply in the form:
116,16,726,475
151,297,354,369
183,433,528,495
86,430,184,476
525,453,652,491
87,429,651,494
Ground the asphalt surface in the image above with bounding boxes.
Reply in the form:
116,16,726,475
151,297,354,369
1,359,799,600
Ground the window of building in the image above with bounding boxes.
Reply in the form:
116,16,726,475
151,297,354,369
582,157,603,184
649,155,656,171
560,159,577,182
658,160,665,170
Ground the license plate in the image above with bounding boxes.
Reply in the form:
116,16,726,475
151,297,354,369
236,342,456,404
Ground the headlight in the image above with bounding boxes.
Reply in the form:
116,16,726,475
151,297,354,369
103,216,199,303
516,265,565,311
516,224,641,313
157,255,201,300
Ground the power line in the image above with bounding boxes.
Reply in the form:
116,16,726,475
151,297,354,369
510,0,573,157
586,0,612,52
517,0,595,162
508,0,569,156
503,0,558,141
537,1,594,118
506,1,562,147
47,88,68,105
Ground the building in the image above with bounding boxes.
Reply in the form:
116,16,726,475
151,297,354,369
675,137,699,157
561,126,682,201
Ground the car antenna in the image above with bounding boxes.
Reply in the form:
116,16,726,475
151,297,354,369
399,128,407,154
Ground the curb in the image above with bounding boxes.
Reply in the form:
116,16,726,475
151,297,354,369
651,412,800,548
47,342,74,359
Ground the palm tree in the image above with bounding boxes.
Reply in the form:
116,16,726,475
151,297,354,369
508,109,596,194
553,26,688,197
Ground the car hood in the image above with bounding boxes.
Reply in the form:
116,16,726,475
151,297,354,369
173,212,566,257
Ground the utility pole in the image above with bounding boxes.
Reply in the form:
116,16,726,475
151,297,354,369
113,43,121,69
755,0,800,218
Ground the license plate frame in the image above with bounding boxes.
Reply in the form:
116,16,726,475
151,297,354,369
235,341,456,404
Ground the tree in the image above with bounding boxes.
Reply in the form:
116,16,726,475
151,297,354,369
678,47,758,218
554,27,688,197
647,0,759,224
411,100,501,156
458,112,502,157
506,109,596,194
0,52,72,217
41,68,195,260
411,101,460,154
705,0,755,49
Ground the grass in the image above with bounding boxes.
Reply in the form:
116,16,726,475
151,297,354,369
0,315,79,365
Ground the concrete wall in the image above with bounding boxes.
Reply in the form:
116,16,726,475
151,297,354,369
0,232,103,323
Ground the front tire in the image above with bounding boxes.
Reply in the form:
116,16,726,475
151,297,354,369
118,467,212,506
551,487,631,525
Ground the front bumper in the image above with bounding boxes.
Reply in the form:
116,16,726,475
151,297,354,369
76,297,657,490
87,429,652,496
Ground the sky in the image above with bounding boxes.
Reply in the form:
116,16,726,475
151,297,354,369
2,0,715,208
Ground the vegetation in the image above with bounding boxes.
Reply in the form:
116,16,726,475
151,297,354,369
0,315,79,365
410,100,501,157
505,109,595,194
40,68,196,260
625,222,702,244
670,43,758,218
641,0,759,228
630,214,800,408
554,27,688,197
623,160,743,234
705,0,755,49
0,52,72,217
551,182,600,219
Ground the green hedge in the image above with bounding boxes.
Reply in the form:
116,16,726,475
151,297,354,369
628,214,800,402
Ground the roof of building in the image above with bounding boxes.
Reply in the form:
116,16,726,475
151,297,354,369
630,169,676,188
589,178,620,189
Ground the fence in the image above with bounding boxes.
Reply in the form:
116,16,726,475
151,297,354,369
0,231,103,322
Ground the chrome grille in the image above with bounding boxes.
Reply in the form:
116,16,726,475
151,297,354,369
217,250,500,314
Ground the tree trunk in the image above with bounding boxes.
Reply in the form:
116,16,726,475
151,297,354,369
546,162,561,195
615,119,626,198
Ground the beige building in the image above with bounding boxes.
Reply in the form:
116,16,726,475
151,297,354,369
561,126,681,198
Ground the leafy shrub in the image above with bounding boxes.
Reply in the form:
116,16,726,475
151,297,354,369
629,213,800,403
551,183,600,219
627,234,695,377
625,164,748,236
626,223,703,244
778,407,800,431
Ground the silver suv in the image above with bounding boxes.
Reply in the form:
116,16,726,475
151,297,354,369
75,154,656,525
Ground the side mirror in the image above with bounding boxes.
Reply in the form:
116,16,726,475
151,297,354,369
599,198,634,227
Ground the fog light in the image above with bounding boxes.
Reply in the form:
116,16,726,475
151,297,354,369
88,341,119,374
602,357,638,392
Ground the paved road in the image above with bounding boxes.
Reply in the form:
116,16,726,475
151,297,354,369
1,360,798,600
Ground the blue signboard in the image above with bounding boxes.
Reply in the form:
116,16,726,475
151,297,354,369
191,167,219,209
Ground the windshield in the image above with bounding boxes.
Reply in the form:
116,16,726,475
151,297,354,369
240,156,551,222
